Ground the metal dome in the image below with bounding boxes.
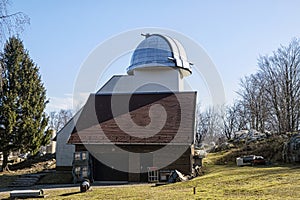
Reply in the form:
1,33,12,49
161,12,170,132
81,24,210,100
127,33,192,76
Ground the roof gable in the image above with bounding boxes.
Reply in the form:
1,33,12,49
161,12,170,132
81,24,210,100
68,92,196,144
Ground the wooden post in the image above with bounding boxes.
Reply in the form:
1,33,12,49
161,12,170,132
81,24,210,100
193,186,196,195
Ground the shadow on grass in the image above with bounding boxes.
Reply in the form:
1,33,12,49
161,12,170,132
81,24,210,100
60,191,81,196
38,172,73,184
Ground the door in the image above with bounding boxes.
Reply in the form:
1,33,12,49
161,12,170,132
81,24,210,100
93,153,129,181
140,153,153,182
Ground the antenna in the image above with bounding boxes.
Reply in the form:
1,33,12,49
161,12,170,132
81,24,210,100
141,33,151,38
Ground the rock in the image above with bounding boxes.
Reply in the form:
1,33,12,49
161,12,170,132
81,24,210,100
233,129,270,144
168,170,188,183
283,133,300,163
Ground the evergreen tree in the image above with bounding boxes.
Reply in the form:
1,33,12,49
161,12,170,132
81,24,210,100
0,37,50,171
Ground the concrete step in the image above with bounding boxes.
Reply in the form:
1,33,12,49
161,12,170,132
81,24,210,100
14,177,40,181
9,173,45,187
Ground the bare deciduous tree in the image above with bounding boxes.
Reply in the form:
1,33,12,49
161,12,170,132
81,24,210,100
0,0,29,44
222,103,241,139
0,0,29,93
48,109,73,132
196,105,224,145
237,38,300,133
196,39,300,145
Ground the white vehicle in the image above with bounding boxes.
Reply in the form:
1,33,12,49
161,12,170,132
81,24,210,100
236,155,266,166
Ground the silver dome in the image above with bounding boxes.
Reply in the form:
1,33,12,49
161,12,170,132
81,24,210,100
127,34,192,76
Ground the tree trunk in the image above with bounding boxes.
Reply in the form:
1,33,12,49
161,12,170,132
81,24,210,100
1,151,9,172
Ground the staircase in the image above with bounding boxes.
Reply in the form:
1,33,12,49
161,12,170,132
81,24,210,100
9,173,45,187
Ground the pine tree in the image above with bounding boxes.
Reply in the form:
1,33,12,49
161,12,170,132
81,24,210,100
0,37,50,171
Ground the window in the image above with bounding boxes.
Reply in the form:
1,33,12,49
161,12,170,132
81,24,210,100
74,152,81,160
75,167,81,175
147,167,159,183
82,166,88,177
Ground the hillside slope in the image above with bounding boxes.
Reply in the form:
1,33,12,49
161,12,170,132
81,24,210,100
2,152,299,199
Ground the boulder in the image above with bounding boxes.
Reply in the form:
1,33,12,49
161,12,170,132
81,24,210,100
283,133,300,163
233,129,270,144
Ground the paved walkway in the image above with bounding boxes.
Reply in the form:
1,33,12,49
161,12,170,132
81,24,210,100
0,182,151,193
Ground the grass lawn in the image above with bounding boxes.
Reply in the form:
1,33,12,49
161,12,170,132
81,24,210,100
1,152,300,199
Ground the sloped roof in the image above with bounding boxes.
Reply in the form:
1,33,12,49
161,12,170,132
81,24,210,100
68,92,196,145
96,75,124,94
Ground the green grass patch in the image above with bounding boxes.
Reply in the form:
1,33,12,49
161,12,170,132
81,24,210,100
3,165,300,199
1,152,300,199
35,166,300,200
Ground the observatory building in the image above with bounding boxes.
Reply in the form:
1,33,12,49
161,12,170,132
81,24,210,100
56,33,197,182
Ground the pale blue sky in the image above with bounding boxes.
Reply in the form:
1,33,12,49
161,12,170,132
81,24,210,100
10,0,300,112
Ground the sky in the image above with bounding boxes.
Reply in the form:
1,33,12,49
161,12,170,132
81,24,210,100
9,0,300,112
